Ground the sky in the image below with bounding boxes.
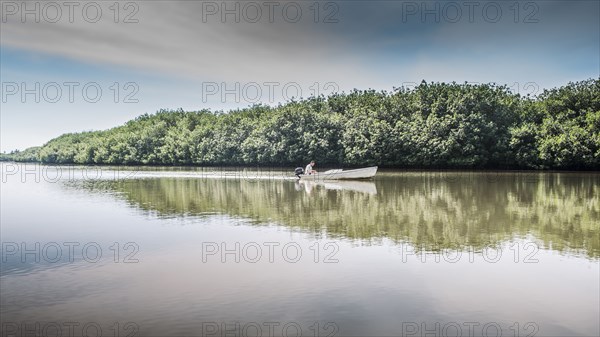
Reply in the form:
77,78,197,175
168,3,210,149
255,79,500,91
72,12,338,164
1,0,599,151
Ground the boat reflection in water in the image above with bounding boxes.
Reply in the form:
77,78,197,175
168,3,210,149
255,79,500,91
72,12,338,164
296,179,378,195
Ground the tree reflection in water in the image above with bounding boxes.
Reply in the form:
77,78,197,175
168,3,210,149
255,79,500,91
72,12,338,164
77,171,599,258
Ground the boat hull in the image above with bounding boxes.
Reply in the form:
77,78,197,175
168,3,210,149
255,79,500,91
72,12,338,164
299,166,378,181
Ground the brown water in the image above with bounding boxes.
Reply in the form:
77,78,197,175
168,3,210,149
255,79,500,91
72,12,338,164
1,164,598,336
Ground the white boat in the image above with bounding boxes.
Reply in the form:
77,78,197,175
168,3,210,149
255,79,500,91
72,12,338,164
299,166,378,181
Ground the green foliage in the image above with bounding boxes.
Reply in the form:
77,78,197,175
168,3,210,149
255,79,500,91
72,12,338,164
0,146,41,162
533,79,600,169
24,79,600,169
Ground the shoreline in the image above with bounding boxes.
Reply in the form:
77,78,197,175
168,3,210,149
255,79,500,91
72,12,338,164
1,161,599,173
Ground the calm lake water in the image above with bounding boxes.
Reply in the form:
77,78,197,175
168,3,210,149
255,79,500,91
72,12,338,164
1,163,598,337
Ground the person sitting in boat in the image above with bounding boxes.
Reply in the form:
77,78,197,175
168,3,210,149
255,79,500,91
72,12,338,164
305,161,317,175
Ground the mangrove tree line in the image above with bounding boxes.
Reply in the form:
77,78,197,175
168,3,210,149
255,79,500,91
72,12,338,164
2,79,598,169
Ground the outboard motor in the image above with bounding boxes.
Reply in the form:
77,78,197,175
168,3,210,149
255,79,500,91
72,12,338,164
294,167,304,178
